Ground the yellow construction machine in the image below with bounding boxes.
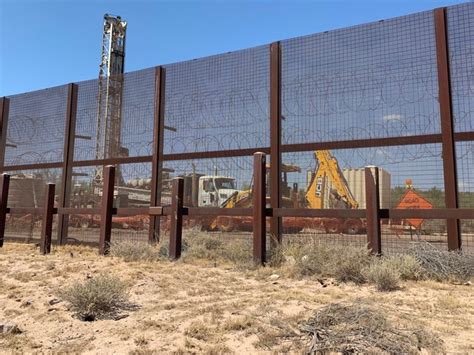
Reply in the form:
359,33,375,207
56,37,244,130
210,150,364,234
305,150,364,234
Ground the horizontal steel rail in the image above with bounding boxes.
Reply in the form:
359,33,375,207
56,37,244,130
6,206,473,220
2,131,473,172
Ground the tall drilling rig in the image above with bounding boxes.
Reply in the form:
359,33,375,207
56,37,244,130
95,14,127,185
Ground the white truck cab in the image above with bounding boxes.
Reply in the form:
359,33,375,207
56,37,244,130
198,176,239,207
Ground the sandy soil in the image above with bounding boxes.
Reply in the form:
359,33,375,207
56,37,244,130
0,242,473,354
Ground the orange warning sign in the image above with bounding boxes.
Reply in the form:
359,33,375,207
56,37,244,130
396,190,433,229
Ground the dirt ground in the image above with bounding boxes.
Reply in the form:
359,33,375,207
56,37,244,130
0,242,473,354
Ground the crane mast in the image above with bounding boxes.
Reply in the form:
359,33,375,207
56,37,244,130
95,14,127,184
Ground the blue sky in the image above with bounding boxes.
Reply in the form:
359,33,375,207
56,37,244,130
0,0,468,96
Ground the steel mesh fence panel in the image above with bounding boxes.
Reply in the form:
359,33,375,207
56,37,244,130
5,85,68,166
447,2,474,133
73,69,155,162
116,68,155,158
161,156,257,238
4,168,61,242
74,79,100,161
67,162,151,244
281,10,440,145
281,143,447,253
456,141,474,254
163,45,269,155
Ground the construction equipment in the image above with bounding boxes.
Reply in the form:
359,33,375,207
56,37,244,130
210,151,365,234
305,150,364,234
306,150,358,210
95,14,127,185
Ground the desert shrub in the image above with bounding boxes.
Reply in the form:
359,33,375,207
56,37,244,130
285,243,371,283
183,233,254,268
266,244,285,268
288,243,335,277
219,238,254,269
332,246,371,284
300,301,443,353
384,254,426,281
411,242,474,282
183,234,224,260
58,273,129,321
363,260,400,291
109,240,164,262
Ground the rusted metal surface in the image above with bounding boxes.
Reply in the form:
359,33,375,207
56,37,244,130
270,42,282,244
282,134,443,153
0,174,10,247
365,167,381,254
150,66,166,243
98,165,115,255
58,83,78,245
40,183,55,254
253,152,266,265
273,208,366,218
186,207,253,217
434,7,461,250
387,208,474,219
0,98,10,173
169,177,184,260
2,162,63,171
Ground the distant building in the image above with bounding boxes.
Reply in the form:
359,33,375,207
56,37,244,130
343,168,391,209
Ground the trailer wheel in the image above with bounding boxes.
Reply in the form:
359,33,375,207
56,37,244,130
344,219,361,235
324,220,340,234
218,217,235,233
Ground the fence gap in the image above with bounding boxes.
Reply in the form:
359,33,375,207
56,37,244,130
149,66,166,243
98,165,115,255
434,7,461,250
0,174,10,247
253,152,266,265
270,42,282,245
57,83,78,245
365,167,381,255
169,177,184,260
40,183,56,255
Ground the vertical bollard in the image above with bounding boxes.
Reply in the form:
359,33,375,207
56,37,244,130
365,166,381,255
0,174,10,247
40,183,55,254
99,166,115,255
169,177,184,260
253,152,266,265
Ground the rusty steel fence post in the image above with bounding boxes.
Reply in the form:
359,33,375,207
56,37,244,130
270,42,282,246
365,167,381,255
434,7,461,251
98,166,115,255
149,66,166,243
169,177,184,260
0,98,10,174
57,83,78,245
40,184,56,255
253,152,267,265
0,174,10,247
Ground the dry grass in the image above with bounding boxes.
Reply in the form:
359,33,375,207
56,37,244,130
300,301,443,353
411,242,474,282
363,260,401,291
1,241,473,353
109,240,166,262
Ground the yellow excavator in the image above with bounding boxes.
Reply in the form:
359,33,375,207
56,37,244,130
305,150,364,234
210,150,364,234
